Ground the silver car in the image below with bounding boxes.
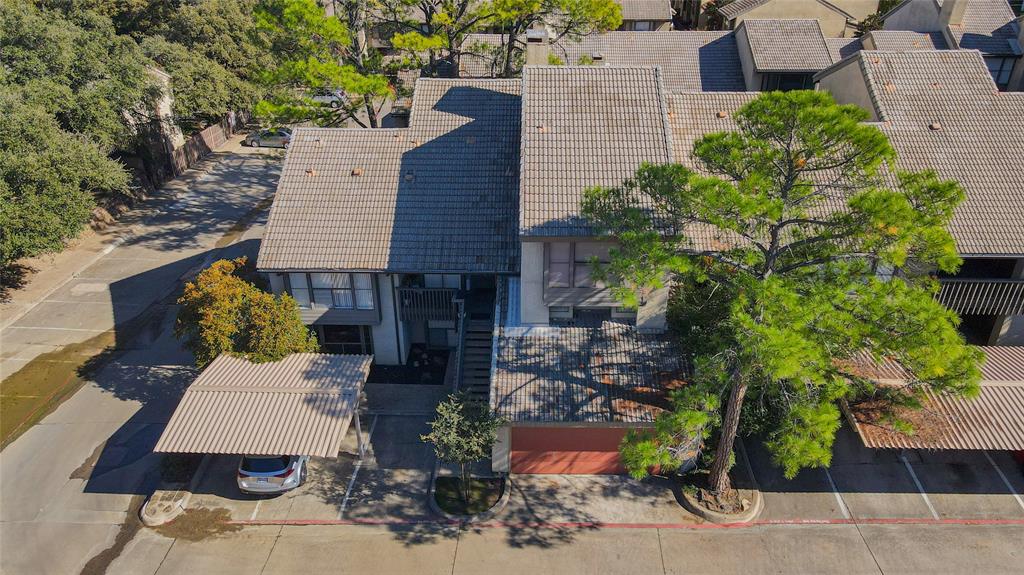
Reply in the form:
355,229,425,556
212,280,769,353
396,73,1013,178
237,455,309,495
310,88,345,108
244,127,292,148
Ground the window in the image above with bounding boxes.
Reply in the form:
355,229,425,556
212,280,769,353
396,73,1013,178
547,242,612,289
288,273,375,310
762,73,813,91
321,325,373,355
985,57,1014,89
634,21,653,31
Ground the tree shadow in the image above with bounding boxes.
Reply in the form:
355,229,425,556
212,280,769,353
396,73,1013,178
0,262,33,303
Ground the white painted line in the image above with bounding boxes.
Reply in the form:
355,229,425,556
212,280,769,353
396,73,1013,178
900,453,940,520
338,415,379,519
823,467,852,520
984,451,1024,513
4,326,107,332
250,499,263,521
40,300,143,306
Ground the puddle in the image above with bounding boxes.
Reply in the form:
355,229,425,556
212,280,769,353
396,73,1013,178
152,507,243,541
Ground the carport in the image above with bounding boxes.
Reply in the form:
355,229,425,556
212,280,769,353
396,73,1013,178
154,353,373,458
845,346,1024,451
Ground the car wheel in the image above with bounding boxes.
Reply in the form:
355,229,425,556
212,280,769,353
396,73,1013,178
299,463,308,486
329,101,340,108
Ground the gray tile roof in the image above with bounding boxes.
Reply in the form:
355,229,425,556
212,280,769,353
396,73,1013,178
826,37,864,62
865,30,950,51
461,32,746,93
718,0,772,19
946,0,1021,55
519,66,673,237
856,50,1024,255
741,19,834,72
492,322,685,423
257,79,522,273
618,0,673,21
665,92,757,169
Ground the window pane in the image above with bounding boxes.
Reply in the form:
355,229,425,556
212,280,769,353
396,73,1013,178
292,288,311,308
575,242,610,262
311,272,348,289
548,263,570,287
549,242,571,263
353,273,372,290
322,325,362,343
443,274,461,289
355,289,374,309
333,290,354,309
574,264,595,287
312,289,332,308
288,273,308,291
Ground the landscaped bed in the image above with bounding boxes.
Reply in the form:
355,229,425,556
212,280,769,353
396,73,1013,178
368,345,449,385
434,477,504,516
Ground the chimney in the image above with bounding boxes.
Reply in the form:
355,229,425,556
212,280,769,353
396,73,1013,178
525,26,551,66
939,0,968,27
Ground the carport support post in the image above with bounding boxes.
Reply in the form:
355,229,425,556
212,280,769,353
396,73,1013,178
355,415,367,460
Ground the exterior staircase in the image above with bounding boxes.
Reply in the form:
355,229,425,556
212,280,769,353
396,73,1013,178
459,289,496,401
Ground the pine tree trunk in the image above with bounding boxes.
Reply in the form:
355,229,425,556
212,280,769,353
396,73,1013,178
708,372,748,494
460,462,470,503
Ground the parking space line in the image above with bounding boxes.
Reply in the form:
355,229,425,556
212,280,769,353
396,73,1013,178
338,415,379,520
3,326,108,332
900,453,939,520
823,467,852,519
983,451,1024,513
250,499,263,521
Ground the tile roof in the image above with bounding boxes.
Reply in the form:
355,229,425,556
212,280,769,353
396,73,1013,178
864,30,950,51
492,322,686,423
257,79,522,272
847,346,1024,450
718,0,772,19
154,354,371,457
461,32,746,93
665,92,758,169
741,19,834,72
946,0,1021,55
618,0,673,21
519,66,673,237
826,37,864,62
855,50,1024,255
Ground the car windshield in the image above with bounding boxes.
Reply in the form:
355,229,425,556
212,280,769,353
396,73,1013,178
241,456,291,473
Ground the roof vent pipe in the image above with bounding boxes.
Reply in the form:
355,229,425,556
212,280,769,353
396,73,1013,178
525,26,551,66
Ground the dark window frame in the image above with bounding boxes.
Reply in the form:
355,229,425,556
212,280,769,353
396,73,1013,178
286,272,376,311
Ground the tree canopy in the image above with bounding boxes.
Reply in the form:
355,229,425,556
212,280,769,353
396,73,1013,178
421,392,504,502
582,90,982,492
175,257,320,368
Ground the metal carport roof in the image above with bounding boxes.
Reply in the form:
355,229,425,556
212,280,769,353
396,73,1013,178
154,353,372,458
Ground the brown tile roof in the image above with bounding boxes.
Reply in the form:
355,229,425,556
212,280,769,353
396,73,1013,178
719,0,773,19
154,354,372,457
855,50,1024,255
826,37,864,62
519,66,673,237
618,0,673,21
864,30,950,51
257,79,521,272
665,92,758,169
847,347,1024,450
741,19,834,72
492,322,686,423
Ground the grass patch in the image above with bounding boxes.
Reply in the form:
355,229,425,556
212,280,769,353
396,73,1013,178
152,507,243,542
434,477,503,516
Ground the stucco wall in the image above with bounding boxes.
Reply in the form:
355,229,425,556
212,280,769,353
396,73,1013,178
370,273,405,365
520,241,550,325
882,0,942,31
735,24,762,91
736,0,867,37
816,59,880,121
508,426,632,474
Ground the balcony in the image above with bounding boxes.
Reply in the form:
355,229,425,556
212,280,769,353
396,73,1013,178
937,279,1024,316
396,287,460,322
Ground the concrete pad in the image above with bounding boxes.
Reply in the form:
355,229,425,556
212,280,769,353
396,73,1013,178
108,530,175,575
365,415,435,470
500,474,695,524
660,525,881,575
188,455,261,521
10,301,124,331
454,526,663,574
829,462,934,519
861,524,1024,574
262,525,458,575
0,520,118,575
283,457,355,520
342,468,433,520
910,451,1024,519
154,525,281,574
745,440,847,520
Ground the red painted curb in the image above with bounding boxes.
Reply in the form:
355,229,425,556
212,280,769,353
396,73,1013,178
228,517,1024,529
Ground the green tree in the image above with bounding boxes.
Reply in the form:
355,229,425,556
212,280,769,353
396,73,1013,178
0,89,130,267
421,392,504,503
175,257,319,368
255,0,395,128
377,0,495,77
582,91,982,493
700,0,733,30
857,0,901,36
490,0,622,77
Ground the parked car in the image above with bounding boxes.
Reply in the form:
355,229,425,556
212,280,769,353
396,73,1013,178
244,127,292,148
237,455,309,494
310,88,346,108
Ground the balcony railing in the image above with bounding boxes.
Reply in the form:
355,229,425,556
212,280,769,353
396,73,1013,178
937,279,1024,315
396,287,459,322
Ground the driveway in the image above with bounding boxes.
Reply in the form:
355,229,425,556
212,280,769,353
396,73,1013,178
0,139,281,575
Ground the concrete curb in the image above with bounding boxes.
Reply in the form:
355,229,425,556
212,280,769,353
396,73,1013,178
427,462,511,524
679,486,764,524
139,454,211,527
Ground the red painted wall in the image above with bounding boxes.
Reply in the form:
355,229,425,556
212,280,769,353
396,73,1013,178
510,426,629,474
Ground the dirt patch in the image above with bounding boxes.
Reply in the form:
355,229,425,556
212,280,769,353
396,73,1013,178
214,196,274,248
1,262,34,303
849,396,952,446
152,507,243,542
434,477,503,515
682,471,752,515
79,495,145,575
